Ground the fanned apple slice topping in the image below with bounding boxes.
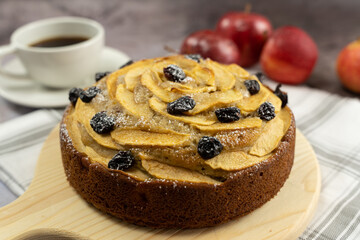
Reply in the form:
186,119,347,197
111,129,191,147
151,60,175,74
77,122,119,159
141,70,180,102
123,167,152,181
150,56,198,75
107,71,122,99
116,84,154,119
84,145,118,166
188,90,242,115
249,115,284,157
204,59,236,91
165,55,200,70
215,128,261,149
277,107,292,133
160,66,216,94
107,59,153,98
266,91,282,113
124,67,147,91
225,63,251,79
163,82,216,94
65,115,86,153
237,87,270,113
75,101,120,150
184,65,216,87
141,158,220,184
86,146,150,181
68,55,294,181
194,118,262,132
204,151,270,171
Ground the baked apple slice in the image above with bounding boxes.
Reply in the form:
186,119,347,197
215,128,261,148
106,59,152,98
111,129,190,147
75,101,120,150
204,59,236,91
249,116,284,156
237,85,270,113
205,151,269,171
188,89,242,115
141,158,220,184
194,117,262,132
141,71,180,102
124,67,147,91
225,63,250,78
116,84,154,119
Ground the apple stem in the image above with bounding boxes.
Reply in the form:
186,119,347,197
164,45,179,54
244,3,252,13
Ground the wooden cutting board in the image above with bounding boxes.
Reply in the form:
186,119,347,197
0,126,320,240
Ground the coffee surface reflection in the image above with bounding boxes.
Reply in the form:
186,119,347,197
30,36,88,48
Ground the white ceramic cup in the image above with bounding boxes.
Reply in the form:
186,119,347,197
0,17,104,88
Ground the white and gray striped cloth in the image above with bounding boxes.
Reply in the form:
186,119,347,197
1,83,360,239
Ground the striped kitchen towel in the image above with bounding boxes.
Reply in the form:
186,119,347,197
0,109,63,197
0,83,360,239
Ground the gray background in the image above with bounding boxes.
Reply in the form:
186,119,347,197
0,0,359,122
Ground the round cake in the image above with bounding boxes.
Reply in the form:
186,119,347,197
60,55,295,228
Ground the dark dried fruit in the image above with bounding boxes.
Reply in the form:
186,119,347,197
244,80,260,95
255,72,264,83
119,60,134,69
95,71,111,82
80,86,101,103
108,151,135,170
273,84,288,108
198,136,223,160
68,88,83,106
215,107,241,123
258,101,276,121
90,111,115,134
167,96,196,115
185,54,202,63
163,64,186,82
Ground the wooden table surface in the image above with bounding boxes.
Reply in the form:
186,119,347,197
0,0,359,123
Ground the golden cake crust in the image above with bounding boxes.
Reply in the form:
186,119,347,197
60,105,295,228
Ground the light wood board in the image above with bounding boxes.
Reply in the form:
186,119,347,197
0,125,321,240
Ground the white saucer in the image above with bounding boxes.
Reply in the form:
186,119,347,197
0,47,130,108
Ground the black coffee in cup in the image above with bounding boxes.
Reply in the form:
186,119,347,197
30,36,88,48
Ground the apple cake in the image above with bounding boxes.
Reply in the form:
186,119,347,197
60,55,295,228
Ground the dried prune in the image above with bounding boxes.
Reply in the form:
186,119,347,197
258,101,276,121
163,64,186,82
108,151,135,170
90,111,115,134
255,72,264,83
79,86,101,103
198,136,223,160
95,71,111,82
68,87,83,106
244,80,260,95
215,107,241,123
119,60,134,69
185,54,202,63
167,96,195,115
273,84,288,108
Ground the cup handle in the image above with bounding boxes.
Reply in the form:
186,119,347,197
0,45,28,79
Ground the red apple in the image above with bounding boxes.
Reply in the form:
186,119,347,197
216,11,272,67
260,26,318,84
337,40,360,94
180,30,241,65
